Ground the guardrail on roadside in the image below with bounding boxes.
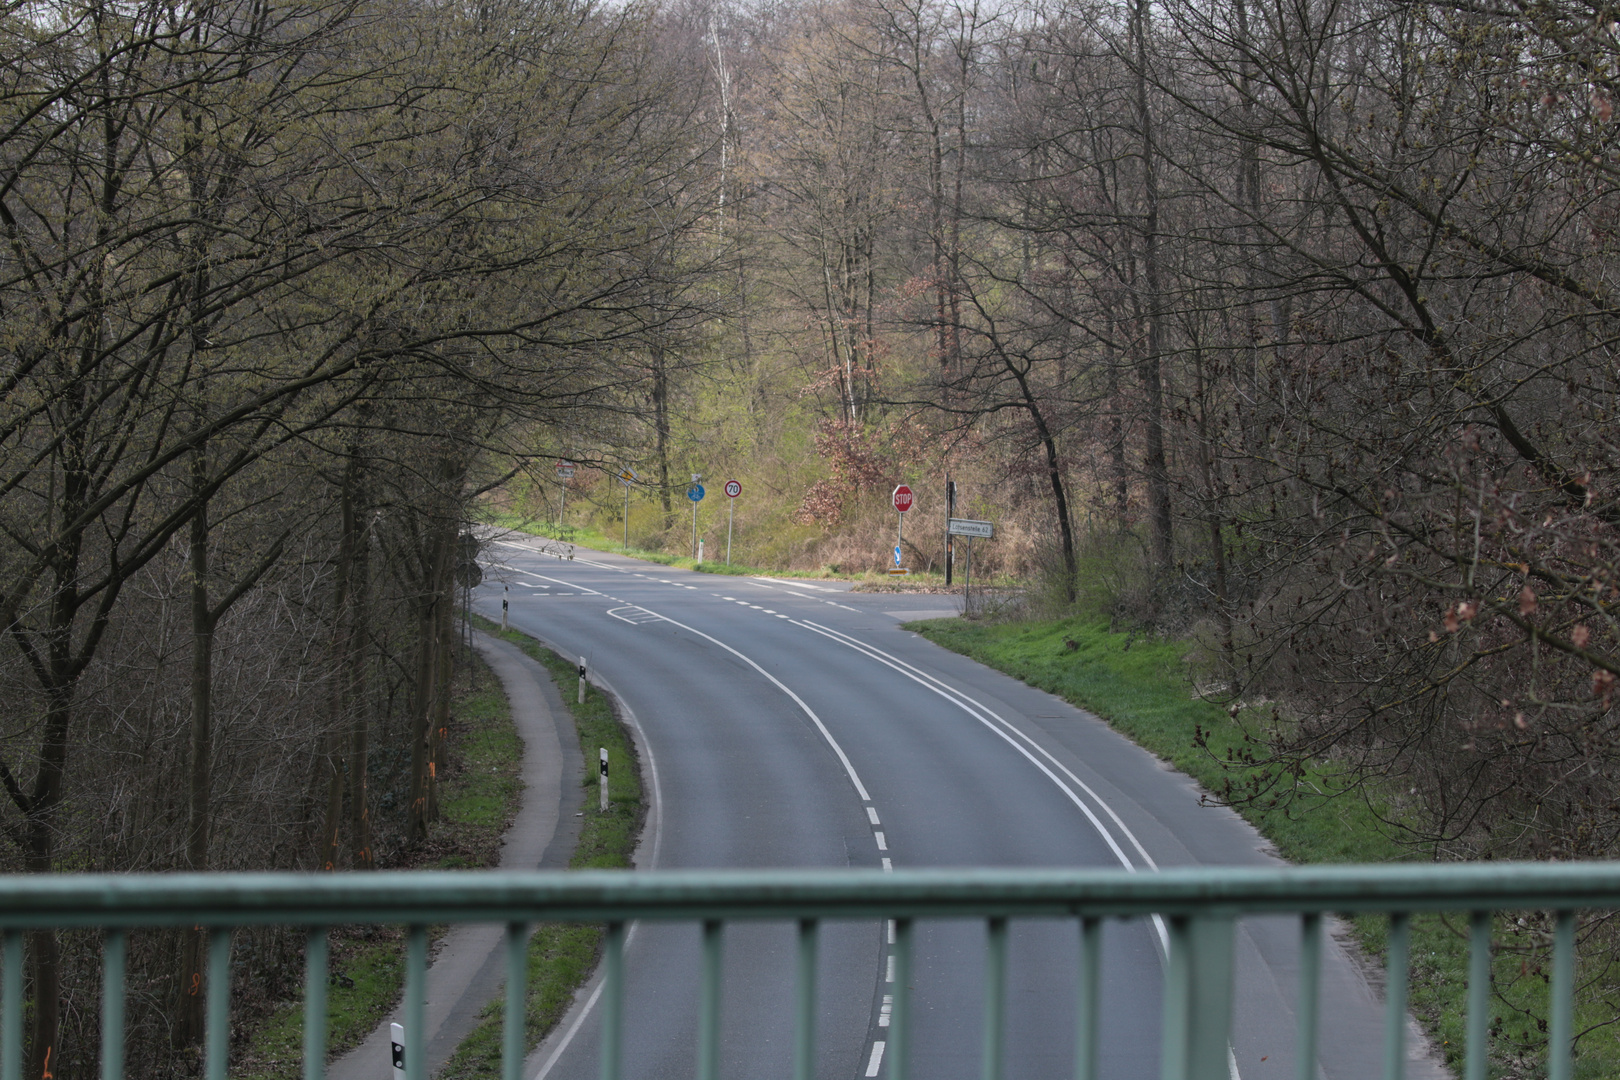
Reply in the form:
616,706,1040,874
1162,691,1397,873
0,864,1606,1080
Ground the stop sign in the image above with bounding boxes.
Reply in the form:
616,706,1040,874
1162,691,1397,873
892,485,914,513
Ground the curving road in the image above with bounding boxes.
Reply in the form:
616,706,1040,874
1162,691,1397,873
474,535,1440,1080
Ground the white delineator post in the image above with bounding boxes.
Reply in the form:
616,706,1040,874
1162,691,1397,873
599,748,609,812
501,585,509,631
578,657,587,704
390,1023,406,1080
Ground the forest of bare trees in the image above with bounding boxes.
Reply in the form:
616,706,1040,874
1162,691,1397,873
0,0,717,1073
612,0,1620,869
9,0,1620,1071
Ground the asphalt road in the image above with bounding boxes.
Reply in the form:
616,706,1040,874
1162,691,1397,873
474,535,1441,1080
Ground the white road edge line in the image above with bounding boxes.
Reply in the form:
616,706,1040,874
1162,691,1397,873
526,663,664,1080
795,619,1171,956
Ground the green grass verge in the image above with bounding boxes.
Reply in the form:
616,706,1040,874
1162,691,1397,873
911,616,1604,1078
237,651,519,1080
437,615,645,1080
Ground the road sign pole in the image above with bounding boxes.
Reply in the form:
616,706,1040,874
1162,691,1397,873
945,479,955,586
623,483,629,551
727,499,734,564
560,484,567,527
692,498,698,559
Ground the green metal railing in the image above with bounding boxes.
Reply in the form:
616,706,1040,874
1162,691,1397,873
0,863,1611,1080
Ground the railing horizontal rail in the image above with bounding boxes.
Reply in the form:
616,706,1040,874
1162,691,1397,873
0,863,1615,927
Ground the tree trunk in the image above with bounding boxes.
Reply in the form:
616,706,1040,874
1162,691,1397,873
347,460,374,869
1133,0,1174,573
178,455,214,1045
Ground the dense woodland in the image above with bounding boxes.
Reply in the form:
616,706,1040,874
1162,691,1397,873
2,0,1619,1073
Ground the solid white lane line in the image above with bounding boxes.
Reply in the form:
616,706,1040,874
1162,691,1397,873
529,667,664,1080
795,619,1172,955
764,578,836,592
501,567,602,596
800,621,1160,869
593,601,872,802
865,1042,885,1077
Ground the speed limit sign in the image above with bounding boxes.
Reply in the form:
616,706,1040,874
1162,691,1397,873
724,480,741,498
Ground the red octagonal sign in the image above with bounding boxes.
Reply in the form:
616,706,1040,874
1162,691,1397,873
892,485,914,513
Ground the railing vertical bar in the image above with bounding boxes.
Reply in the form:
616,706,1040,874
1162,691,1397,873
600,921,626,1080
406,925,427,1080
1075,917,1101,1080
1383,913,1410,1080
502,922,528,1080
1549,910,1575,1080
1465,911,1491,1080
1296,913,1321,1080
100,929,126,1080
794,919,818,1080
1162,916,1191,1080
303,928,328,1080
697,920,722,1080
983,916,1008,1080
205,929,233,1080
890,918,914,1080
2,931,20,1080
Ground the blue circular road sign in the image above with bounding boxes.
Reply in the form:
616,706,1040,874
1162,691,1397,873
687,484,705,502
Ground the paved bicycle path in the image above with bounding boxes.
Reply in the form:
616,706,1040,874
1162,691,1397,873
328,631,582,1080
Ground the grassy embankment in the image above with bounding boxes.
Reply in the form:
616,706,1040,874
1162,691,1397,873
436,614,642,1080
238,652,523,1079
912,616,1597,1078
239,623,643,1080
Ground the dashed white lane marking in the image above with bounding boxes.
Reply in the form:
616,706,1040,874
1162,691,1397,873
831,602,859,612
795,618,1171,955
886,956,896,982
762,609,778,614
874,831,887,851
866,807,880,825
887,920,895,944
865,1042,885,1077
881,857,892,871
879,995,892,1027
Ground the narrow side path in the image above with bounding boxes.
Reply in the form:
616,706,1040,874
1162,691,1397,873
329,631,581,1080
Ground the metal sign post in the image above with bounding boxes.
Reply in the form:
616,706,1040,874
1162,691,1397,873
688,475,705,559
947,518,993,613
618,468,637,550
945,479,956,585
724,480,741,563
556,461,575,527
892,485,913,570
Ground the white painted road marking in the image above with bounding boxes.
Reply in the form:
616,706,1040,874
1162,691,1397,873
865,1042,885,1077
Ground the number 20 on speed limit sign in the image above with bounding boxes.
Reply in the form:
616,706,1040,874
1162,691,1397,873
724,480,741,498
